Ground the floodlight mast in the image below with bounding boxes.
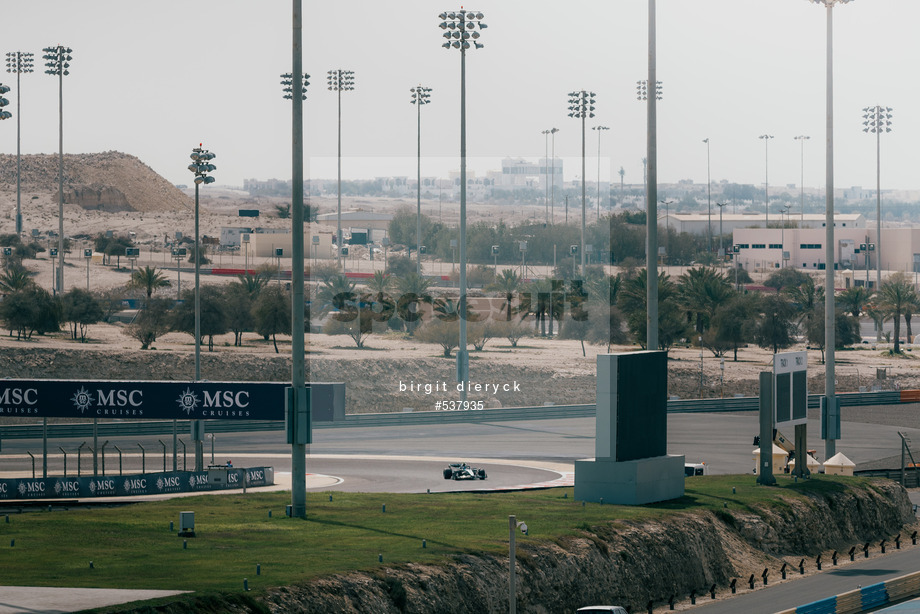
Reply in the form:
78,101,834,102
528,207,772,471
411,85,432,276
188,144,216,472
568,90,596,277
288,0,310,519
327,68,355,271
862,104,891,311
6,51,34,237
807,0,855,460
439,9,486,403
42,45,71,295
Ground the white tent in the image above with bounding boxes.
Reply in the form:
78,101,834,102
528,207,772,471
824,452,856,476
788,453,822,472
753,443,789,473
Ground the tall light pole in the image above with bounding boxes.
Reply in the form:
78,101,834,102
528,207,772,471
809,0,854,461
550,127,559,223
541,129,551,224
188,145,215,472
863,105,891,303
5,51,33,238
703,138,712,257
282,2,310,519
758,134,773,228
593,125,609,222
717,201,728,270
794,134,810,224
568,90,595,278
411,86,432,276
439,9,486,403
327,69,355,270
42,45,71,295
638,63,662,350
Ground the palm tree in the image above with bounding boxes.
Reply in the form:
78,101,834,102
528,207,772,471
784,276,824,337
393,272,435,334
316,274,357,312
837,286,872,319
365,270,392,296
618,268,684,349
0,266,33,293
877,272,918,353
237,270,269,298
129,266,171,306
486,268,521,321
677,266,734,335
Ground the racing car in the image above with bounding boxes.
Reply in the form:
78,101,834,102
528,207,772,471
443,462,487,480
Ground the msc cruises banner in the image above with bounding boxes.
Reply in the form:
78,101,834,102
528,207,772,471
0,380,287,421
0,466,275,501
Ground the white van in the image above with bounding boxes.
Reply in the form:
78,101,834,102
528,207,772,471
576,607,628,614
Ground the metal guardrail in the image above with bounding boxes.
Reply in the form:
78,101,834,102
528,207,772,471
0,391,908,440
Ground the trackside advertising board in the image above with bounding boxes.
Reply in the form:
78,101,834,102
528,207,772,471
0,380,286,421
0,467,274,501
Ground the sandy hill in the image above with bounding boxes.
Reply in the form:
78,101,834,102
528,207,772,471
0,151,189,214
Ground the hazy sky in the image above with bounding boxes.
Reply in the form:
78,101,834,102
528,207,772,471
3,1,920,192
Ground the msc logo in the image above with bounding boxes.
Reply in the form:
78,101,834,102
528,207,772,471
0,482,8,493
123,478,147,493
18,481,45,496
203,390,250,408
248,470,265,482
72,387,143,413
54,480,80,495
0,387,38,406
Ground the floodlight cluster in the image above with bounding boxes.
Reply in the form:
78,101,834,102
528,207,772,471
0,83,9,120
281,72,309,101
410,85,432,106
327,69,355,92
42,46,72,76
5,51,34,75
188,146,217,185
438,11,486,50
636,80,662,101
862,105,893,134
567,91,596,119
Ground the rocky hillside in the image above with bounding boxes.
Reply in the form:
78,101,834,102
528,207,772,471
108,480,913,613
0,151,189,213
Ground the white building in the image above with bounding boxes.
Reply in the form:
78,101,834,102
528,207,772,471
664,212,865,236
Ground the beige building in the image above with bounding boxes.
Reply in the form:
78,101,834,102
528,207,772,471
731,226,920,288
242,230,335,260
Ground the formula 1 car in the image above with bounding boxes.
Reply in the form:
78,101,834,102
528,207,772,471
443,462,487,480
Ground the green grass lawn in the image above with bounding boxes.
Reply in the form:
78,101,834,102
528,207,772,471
0,474,871,596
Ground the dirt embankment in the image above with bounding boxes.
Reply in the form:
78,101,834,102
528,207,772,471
115,480,914,614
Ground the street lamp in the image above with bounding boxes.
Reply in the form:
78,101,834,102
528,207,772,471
5,51,33,237
716,201,728,269
863,105,891,306
703,138,712,257
439,8,486,403
593,125,609,222
42,45,72,295
549,127,559,223
327,68,355,270
781,204,792,268
637,71,662,351
411,85,432,276
541,129,550,224
187,144,216,472
758,134,774,227
808,0,855,461
794,135,810,224
568,90,596,278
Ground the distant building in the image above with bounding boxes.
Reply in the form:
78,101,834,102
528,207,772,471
664,212,865,236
